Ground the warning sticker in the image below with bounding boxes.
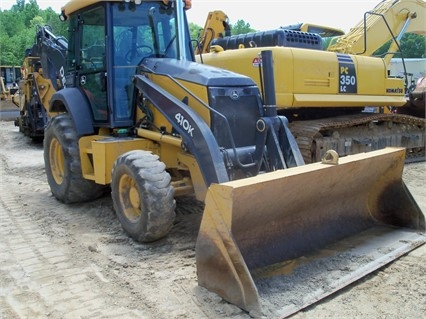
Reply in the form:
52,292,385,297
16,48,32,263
252,57,262,67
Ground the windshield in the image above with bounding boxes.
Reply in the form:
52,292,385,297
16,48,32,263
109,1,193,121
112,1,192,65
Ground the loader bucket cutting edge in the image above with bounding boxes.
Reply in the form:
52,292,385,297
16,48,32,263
195,147,425,318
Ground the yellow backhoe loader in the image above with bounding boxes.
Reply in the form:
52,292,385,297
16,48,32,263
195,0,426,164
13,25,67,140
0,76,11,101
40,0,424,317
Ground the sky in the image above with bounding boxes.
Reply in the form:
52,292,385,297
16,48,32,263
0,0,379,33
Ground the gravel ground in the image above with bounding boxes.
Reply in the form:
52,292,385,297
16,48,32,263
0,117,425,319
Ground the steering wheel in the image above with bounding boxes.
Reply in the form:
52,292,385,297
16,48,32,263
125,45,153,63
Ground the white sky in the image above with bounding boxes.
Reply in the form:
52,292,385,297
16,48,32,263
0,0,378,33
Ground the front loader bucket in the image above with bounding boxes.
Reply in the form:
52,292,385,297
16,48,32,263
196,147,425,318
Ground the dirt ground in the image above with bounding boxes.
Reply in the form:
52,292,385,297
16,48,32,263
0,108,425,319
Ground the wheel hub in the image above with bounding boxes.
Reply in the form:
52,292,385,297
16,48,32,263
119,174,141,222
49,137,65,185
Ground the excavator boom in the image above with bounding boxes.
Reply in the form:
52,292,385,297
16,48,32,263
327,0,426,59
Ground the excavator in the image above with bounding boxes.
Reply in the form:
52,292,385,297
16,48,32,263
195,0,426,164
327,0,426,119
29,0,424,317
13,25,67,140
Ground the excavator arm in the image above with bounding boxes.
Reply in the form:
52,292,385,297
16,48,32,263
327,0,426,63
29,25,68,90
195,10,231,54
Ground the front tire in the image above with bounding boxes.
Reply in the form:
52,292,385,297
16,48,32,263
111,150,176,243
43,113,104,203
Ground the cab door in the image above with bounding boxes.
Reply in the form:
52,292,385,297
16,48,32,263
76,5,108,123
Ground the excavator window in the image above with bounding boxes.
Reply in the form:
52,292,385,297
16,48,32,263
110,1,190,122
111,2,180,63
76,6,108,122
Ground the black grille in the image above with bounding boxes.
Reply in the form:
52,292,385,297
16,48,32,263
208,86,262,149
211,29,323,51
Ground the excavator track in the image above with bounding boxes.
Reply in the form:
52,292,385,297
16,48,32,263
289,113,426,164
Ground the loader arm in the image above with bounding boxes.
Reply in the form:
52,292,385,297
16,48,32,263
133,74,229,187
133,53,304,190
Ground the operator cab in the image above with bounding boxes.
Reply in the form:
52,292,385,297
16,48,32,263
64,1,194,128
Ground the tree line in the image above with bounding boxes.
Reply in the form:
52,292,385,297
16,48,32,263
0,0,67,65
1,0,424,67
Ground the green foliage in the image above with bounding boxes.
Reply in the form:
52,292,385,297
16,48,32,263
0,0,67,66
187,18,256,51
2,1,423,67
398,33,425,58
189,22,203,50
373,33,425,58
230,20,256,36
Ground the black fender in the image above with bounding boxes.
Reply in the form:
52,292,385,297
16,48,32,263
49,87,94,136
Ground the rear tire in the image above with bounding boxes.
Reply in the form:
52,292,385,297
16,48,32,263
111,150,176,243
43,113,105,203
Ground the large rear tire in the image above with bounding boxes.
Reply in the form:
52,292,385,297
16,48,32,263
43,113,105,203
111,150,176,243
